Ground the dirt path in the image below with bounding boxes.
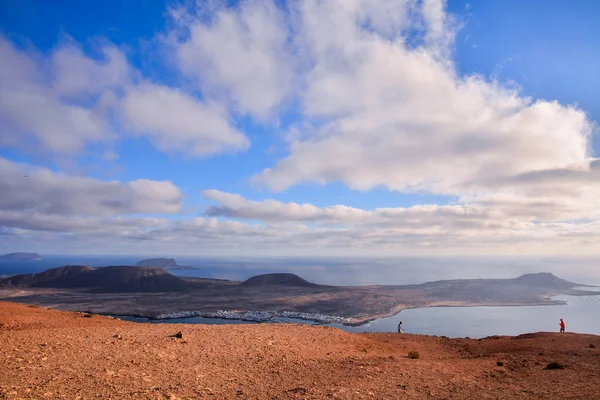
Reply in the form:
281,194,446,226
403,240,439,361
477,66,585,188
1,302,599,399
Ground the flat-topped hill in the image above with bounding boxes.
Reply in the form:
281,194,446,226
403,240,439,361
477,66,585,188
0,252,41,261
0,265,190,292
513,272,579,289
136,258,178,268
239,273,317,287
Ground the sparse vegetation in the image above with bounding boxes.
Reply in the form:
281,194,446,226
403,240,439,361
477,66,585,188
407,351,420,359
589,344,596,349
545,362,565,370
496,361,504,366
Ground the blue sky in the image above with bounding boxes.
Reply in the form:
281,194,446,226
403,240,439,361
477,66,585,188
0,0,599,256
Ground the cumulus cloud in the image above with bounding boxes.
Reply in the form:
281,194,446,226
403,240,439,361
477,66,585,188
464,159,600,222
121,84,249,156
0,38,114,153
51,42,130,98
0,157,182,221
252,0,593,202
174,0,293,118
0,34,249,158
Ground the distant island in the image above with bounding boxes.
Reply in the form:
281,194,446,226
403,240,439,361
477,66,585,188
0,252,41,261
135,258,198,270
1,267,599,325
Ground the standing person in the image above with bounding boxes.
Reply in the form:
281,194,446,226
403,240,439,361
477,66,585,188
559,318,566,333
397,321,403,333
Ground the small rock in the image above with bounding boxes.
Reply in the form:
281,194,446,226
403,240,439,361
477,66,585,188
496,361,504,367
545,362,565,370
113,333,122,339
589,344,596,349
174,331,183,339
285,387,307,395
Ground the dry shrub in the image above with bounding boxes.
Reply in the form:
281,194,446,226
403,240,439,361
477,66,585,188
407,351,420,359
545,362,564,370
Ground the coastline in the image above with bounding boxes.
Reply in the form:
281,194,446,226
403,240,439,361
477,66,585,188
105,297,574,327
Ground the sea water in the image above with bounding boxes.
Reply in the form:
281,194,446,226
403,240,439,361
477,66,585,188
3,254,600,285
330,294,600,338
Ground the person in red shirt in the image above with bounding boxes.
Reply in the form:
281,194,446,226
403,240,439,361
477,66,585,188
559,318,566,333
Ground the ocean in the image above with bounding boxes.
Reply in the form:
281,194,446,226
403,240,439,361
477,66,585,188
2,254,600,338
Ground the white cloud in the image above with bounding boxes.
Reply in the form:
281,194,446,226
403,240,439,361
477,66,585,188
121,83,249,156
174,0,293,118
51,42,130,97
466,159,600,222
0,38,114,153
0,34,251,159
252,0,593,203
3,183,600,256
0,157,182,218
197,190,600,254
203,189,512,231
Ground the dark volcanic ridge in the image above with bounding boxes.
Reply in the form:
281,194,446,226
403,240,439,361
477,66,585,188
0,267,322,293
0,267,586,294
0,265,190,293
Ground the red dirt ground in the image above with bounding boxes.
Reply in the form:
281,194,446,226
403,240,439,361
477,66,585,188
1,302,599,399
